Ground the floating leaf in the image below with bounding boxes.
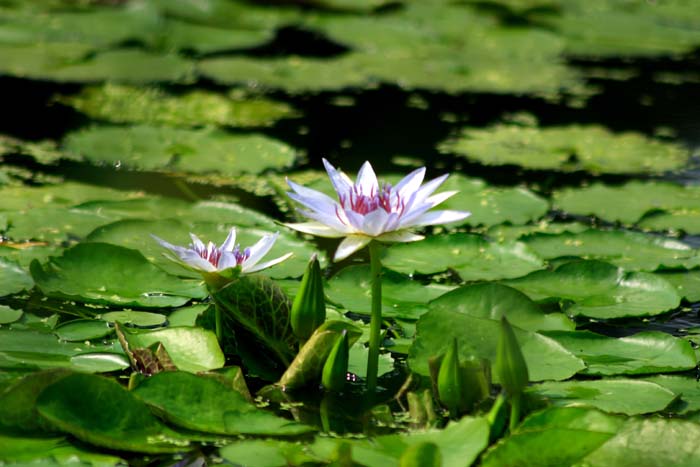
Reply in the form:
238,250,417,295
480,407,624,467
382,233,545,281
0,305,23,324
503,260,681,319
409,311,584,382
642,374,700,414
543,330,696,376
31,243,206,308
522,229,700,271
441,122,689,174
528,379,677,415
37,373,190,453
54,319,114,341
0,433,124,466
325,265,455,320
0,207,118,243
132,371,312,436
63,125,296,176
0,257,33,296
60,84,296,128
428,283,573,332
99,311,167,328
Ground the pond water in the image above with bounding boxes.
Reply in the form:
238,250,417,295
3,1,700,466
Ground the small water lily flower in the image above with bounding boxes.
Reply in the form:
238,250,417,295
286,159,471,261
152,228,292,274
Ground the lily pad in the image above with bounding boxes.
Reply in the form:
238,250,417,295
0,305,23,324
54,319,114,341
522,229,700,271
543,330,697,376
0,433,124,466
441,122,689,174
0,206,118,243
60,84,296,128
435,174,549,227
325,265,455,320
119,326,224,373
409,310,584,382
656,270,700,302
36,373,190,453
0,180,140,212
382,233,545,281
528,379,677,415
553,181,700,226
30,242,206,308
0,257,33,296
347,344,395,379
487,221,590,242
642,374,700,414
428,283,574,332
480,407,624,467
99,311,167,328
132,371,312,436
503,260,681,319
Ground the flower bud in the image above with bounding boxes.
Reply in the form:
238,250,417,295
291,254,326,342
322,330,349,392
494,317,529,396
437,338,463,417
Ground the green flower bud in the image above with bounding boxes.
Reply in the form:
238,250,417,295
322,330,349,392
291,254,326,341
494,317,529,396
437,338,463,417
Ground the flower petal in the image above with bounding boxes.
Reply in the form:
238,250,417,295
394,167,426,198
355,161,379,195
361,208,391,236
334,236,371,262
217,251,239,270
285,222,347,238
378,230,425,243
244,252,293,273
287,179,340,216
243,232,279,271
220,227,237,252
411,209,471,227
175,250,218,272
189,233,206,251
323,158,353,197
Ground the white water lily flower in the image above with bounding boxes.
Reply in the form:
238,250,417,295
153,228,292,274
286,159,471,261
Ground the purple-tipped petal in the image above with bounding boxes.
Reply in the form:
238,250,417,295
188,233,206,251
394,166,426,198
323,158,353,197
245,252,293,273
355,161,379,195
334,236,371,262
220,227,237,252
244,233,279,271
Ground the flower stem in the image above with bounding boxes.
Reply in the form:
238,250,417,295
367,240,383,395
215,304,223,343
509,392,522,432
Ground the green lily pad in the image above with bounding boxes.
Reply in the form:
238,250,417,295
641,374,700,414
167,304,210,327
63,125,296,175
54,319,114,341
0,329,126,373
382,233,545,281
60,84,296,128
580,417,700,466
553,181,700,226
480,407,624,467
0,305,23,324
428,283,574,332
487,221,590,243
528,379,677,415
0,206,118,243
0,42,93,80
0,257,33,296
657,270,700,301
0,180,139,212
36,373,190,453
441,122,689,174
437,174,549,227
522,229,700,271
99,311,167,328
503,260,681,319
325,265,455,320
639,210,700,234
119,326,224,373
31,242,206,308
0,433,124,466
543,330,697,376
409,310,585,381
347,344,395,379
132,371,312,436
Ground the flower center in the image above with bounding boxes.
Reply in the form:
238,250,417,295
232,245,251,265
193,242,250,268
339,184,405,216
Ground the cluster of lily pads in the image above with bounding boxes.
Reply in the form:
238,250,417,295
2,0,700,466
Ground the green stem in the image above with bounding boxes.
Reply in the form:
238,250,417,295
215,304,223,344
509,392,522,432
367,240,383,395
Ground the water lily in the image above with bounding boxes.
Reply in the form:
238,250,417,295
153,228,292,274
286,159,470,261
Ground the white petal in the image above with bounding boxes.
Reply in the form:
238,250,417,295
151,234,188,255
361,209,390,236
323,158,353,197
394,167,426,198
355,161,379,195
343,209,365,231
177,250,218,272
285,222,347,238
220,227,237,252
287,179,340,216
412,210,471,227
189,233,205,251
245,252,293,273
406,174,449,209
243,232,279,270
425,190,458,207
297,207,353,233
217,251,239,270
378,230,425,243
334,236,371,261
